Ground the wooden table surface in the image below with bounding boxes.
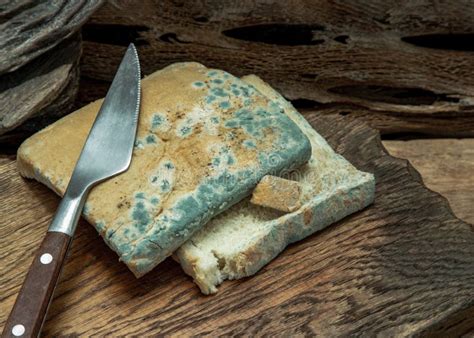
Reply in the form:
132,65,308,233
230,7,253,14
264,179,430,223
383,139,474,225
1,115,473,336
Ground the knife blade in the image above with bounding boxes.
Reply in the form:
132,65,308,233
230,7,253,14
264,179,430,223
2,43,141,338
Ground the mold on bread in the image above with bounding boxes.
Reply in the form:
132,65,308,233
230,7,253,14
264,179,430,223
175,75,375,294
17,63,312,277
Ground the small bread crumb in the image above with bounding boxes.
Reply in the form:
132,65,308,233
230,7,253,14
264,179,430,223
250,175,302,212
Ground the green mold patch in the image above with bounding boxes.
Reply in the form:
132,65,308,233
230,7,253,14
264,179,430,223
206,95,216,103
146,135,157,144
243,139,256,148
219,101,231,109
151,114,164,129
179,126,192,137
160,179,171,192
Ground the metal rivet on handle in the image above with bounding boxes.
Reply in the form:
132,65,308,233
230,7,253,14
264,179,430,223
40,253,53,265
12,324,25,336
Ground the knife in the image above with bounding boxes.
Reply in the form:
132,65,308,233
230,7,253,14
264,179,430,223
2,44,141,338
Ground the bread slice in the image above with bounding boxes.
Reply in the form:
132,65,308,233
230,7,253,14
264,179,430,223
175,75,375,294
17,63,312,277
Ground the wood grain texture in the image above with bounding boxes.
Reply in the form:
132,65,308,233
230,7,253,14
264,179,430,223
0,35,81,138
0,0,103,74
79,0,474,136
384,139,474,225
0,0,104,141
1,114,473,336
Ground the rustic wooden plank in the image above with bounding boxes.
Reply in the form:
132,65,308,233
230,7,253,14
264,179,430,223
0,0,103,74
301,107,474,138
383,139,474,225
1,115,473,336
0,35,81,139
0,0,104,142
78,0,474,136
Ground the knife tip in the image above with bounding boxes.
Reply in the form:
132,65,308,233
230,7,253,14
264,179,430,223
126,43,141,78
127,43,138,57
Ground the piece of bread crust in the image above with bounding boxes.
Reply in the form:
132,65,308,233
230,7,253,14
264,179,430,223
250,175,302,212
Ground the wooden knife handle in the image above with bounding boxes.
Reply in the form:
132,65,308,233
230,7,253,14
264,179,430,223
2,232,71,338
